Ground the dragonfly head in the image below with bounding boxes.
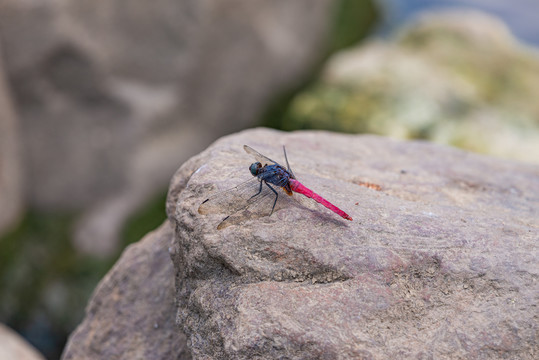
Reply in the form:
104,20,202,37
249,162,262,176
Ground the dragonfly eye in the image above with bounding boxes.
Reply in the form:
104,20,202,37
249,162,261,176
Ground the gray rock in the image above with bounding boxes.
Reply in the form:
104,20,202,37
0,323,45,360
169,128,538,359
0,0,335,254
0,44,23,236
62,221,191,360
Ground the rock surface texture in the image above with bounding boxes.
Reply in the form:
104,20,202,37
61,222,191,360
169,128,538,359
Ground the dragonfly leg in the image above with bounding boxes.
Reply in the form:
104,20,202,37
265,182,278,216
250,179,263,199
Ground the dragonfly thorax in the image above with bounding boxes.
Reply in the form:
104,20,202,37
249,162,262,176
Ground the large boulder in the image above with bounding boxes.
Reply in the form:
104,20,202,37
0,0,337,254
0,44,22,235
168,128,538,359
61,221,190,360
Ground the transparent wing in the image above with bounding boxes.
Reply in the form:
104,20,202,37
216,187,279,230
243,145,280,167
198,177,262,215
198,170,291,230
282,146,295,179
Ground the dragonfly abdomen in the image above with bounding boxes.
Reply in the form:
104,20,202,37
289,179,352,221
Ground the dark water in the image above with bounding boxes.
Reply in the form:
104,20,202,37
379,0,539,47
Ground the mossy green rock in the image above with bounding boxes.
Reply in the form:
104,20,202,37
284,11,539,164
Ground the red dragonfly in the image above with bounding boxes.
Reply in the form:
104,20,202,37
198,145,352,229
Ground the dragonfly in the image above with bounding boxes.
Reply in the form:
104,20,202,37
198,145,352,229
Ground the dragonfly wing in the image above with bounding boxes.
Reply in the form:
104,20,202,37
198,169,292,229
216,187,277,229
282,146,295,179
243,145,280,167
198,177,261,215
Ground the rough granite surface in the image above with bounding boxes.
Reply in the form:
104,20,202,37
168,128,538,359
62,222,191,360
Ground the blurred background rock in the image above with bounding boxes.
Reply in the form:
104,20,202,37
0,0,537,359
275,11,539,163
